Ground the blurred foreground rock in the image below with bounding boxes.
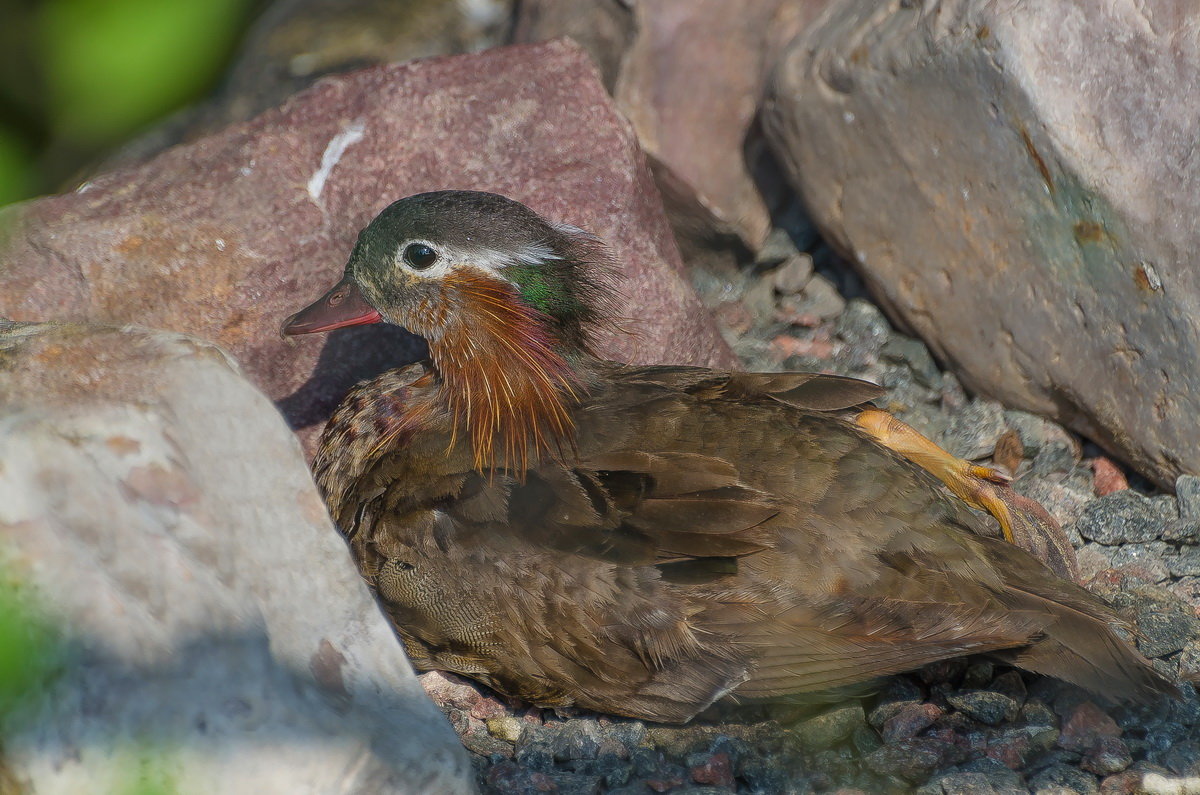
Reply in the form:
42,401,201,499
0,40,735,458
0,322,472,794
516,0,828,253
765,0,1200,488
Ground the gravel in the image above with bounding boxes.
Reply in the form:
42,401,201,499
441,222,1200,793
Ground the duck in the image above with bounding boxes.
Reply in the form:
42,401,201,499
283,190,1175,723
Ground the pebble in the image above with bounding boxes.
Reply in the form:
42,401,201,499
943,399,1008,460
487,716,524,743
793,703,866,749
1073,490,1164,544
881,702,942,742
1092,456,1130,496
1081,736,1133,775
835,298,890,353
880,336,941,388
1165,546,1200,577
756,227,801,268
784,273,845,321
863,739,953,783
947,691,1019,726
1107,541,1172,583
1028,762,1101,794
1177,475,1200,521
771,252,814,294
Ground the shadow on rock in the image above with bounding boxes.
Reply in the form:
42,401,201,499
277,323,428,432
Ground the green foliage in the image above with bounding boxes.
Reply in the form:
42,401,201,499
0,127,35,207
37,0,251,146
0,568,59,720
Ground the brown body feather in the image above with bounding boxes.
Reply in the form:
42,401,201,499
316,362,1175,722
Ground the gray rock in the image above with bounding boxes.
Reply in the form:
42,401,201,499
943,399,1007,461
1073,491,1165,544
1178,475,1200,522
0,323,472,793
918,757,1025,795
1165,546,1200,578
1163,519,1200,544
792,703,866,750
1107,541,1172,583
786,273,846,321
1119,585,1200,659
946,691,1019,726
766,0,1200,490
771,252,814,295
1080,736,1132,775
881,336,942,389
758,228,802,268
864,737,967,784
1027,763,1100,795
835,298,891,353
549,718,603,762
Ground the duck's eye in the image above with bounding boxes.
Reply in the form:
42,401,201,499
403,243,438,270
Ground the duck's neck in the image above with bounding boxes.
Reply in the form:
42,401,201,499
427,271,592,472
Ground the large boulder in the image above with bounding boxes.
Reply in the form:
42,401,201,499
515,0,829,253
765,1,1200,488
0,40,735,457
0,321,473,793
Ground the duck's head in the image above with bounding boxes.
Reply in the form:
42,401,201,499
284,190,613,352
285,190,617,470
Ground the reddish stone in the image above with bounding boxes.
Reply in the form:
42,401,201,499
690,751,735,788
713,301,755,335
985,733,1032,769
0,41,735,458
881,702,943,743
1092,457,1131,496
646,774,686,793
1058,701,1122,753
516,0,830,251
1099,769,1145,795
770,334,835,361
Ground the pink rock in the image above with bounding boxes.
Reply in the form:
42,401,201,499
1058,701,1122,753
1092,457,1131,496
0,41,735,457
516,0,829,251
881,702,942,743
690,751,735,788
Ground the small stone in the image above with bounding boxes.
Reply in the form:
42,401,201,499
1162,740,1200,776
947,691,1019,726
1165,546,1200,577
756,227,801,268
793,703,867,749
549,718,602,762
880,336,941,388
1162,519,1200,543
922,757,1024,794
1028,763,1101,794
864,737,966,783
881,702,942,743
962,661,996,690
943,399,1007,460
1058,701,1122,753
1169,576,1200,607
1126,585,1200,658
485,760,558,793
1077,544,1115,582
1073,490,1164,544
786,273,845,321
869,698,921,729
770,333,835,361
835,298,891,352
688,751,734,788
989,671,1027,706
741,275,777,327
984,729,1032,770
1019,699,1056,727
771,252,814,294
1177,475,1200,521
487,716,525,743
920,657,969,685
1031,442,1081,476
712,300,754,336
1178,640,1200,680
1092,457,1130,496
1108,541,1171,583
1003,410,1076,458
1081,736,1133,775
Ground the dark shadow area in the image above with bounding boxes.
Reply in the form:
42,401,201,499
276,323,428,432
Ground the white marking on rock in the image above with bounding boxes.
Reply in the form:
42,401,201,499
308,120,366,203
